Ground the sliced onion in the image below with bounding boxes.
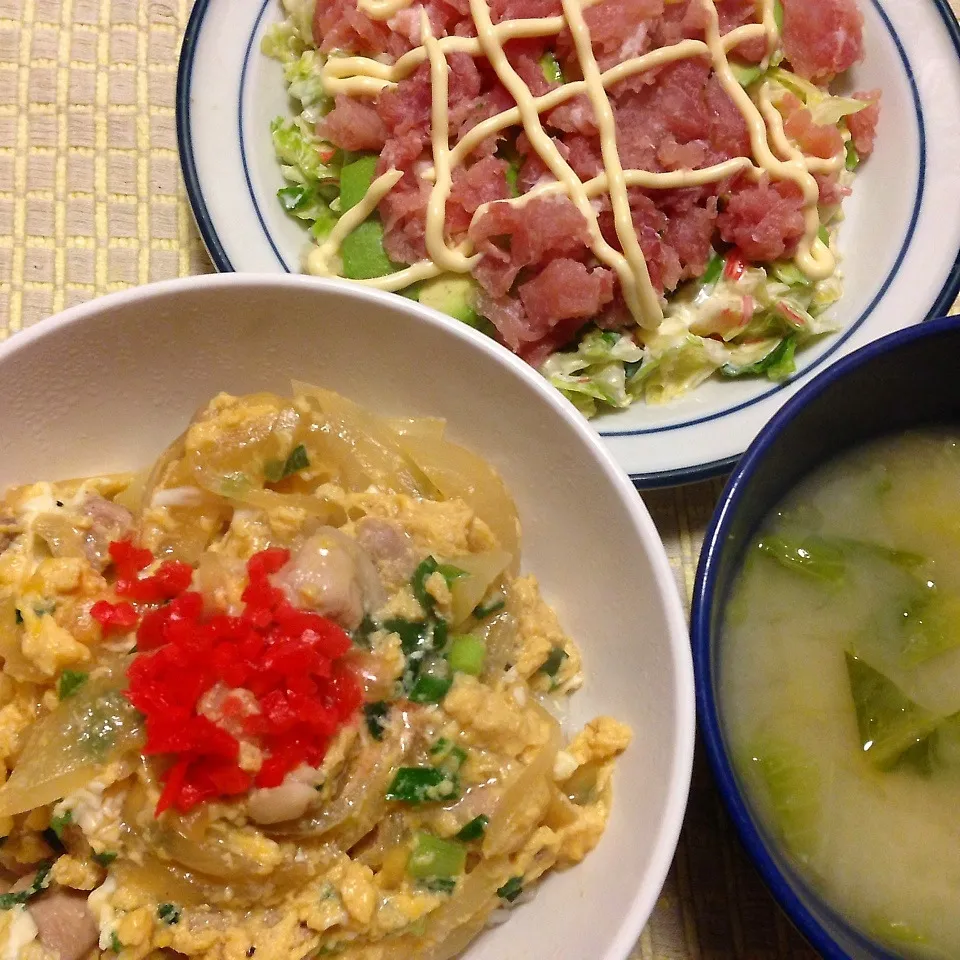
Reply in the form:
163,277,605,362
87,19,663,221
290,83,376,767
32,513,88,561
422,855,512,952
111,471,147,516
0,673,143,817
140,429,188,511
477,604,517,677
293,382,427,496
482,703,561,858
184,393,300,491
266,727,408,847
112,859,208,908
447,550,511,626
398,436,520,572
386,416,447,441
225,486,346,523
112,853,309,909
145,820,280,880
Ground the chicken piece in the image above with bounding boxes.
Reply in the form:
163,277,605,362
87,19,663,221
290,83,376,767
353,517,417,585
77,495,134,570
272,527,385,629
28,886,99,960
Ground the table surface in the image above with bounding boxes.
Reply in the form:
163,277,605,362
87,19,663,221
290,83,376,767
0,1,958,956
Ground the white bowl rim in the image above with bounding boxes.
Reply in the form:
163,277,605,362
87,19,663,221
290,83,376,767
0,271,696,959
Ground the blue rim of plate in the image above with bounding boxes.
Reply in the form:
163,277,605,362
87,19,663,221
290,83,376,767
176,0,960,488
690,313,960,960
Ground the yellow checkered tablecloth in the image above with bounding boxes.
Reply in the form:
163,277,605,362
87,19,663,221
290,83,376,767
0,0,958,957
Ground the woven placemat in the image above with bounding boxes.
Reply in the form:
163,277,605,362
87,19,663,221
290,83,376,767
0,0,957,956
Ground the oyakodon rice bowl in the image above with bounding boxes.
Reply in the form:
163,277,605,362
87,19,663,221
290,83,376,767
0,384,630,960
264,0,880,412
0,274,694,960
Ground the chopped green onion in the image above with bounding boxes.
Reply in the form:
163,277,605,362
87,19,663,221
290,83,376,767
383,617,432,656
157,903,182,925
497,876,524,902
14,608,22,625
49,809,73,839
538,645,568,678
58,670,88,700
411,557,467,614
446,634,486,676
0,861,52,910
455,815,489,841
93,851,117,867
110,932,123,953
363,701,390,741
352,613,378,648
408,657,453,704
386,767,459,804
472,596,505,619
407,832,467,885
431,741,467,776
423,877,457,893
264,444,310,483
505,162,520,198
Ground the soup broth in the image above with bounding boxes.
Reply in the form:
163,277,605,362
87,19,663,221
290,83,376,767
722,430,960,959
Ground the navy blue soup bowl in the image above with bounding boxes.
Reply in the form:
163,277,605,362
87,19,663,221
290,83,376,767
691,314,960,959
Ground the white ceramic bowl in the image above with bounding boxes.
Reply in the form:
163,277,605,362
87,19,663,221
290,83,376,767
177,0,960,485
0,273,694,960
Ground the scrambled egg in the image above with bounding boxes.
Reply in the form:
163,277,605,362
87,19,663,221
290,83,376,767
0,387,631,960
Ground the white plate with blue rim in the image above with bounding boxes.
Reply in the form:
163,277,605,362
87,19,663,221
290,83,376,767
176,0,960,487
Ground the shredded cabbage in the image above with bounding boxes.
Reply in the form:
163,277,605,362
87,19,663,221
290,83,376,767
284,49,329,120
541,330,643,417
631,335,723,405
261,20,308,65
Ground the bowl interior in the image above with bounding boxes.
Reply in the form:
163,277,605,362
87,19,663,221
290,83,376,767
694,316,960,958
0,274,693,960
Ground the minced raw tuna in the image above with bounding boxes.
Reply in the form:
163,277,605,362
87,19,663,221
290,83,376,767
268,0,880,400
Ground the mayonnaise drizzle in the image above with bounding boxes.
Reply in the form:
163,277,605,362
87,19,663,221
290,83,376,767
357,0,415,19
471,0,653,322
307,0,844,325
700,0,834,279
562,0,660,325
422,10,481,272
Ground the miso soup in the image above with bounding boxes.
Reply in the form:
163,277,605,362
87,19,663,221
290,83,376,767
722,431,960,959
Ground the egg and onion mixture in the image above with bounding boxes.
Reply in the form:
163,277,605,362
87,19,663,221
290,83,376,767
0,385,631,960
